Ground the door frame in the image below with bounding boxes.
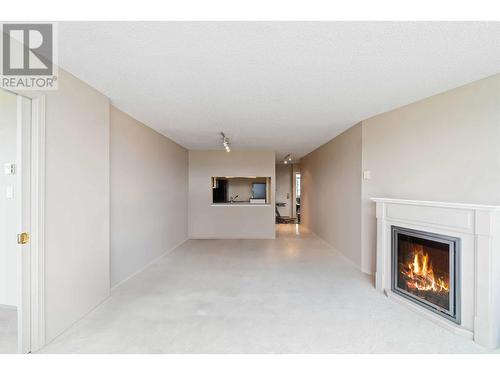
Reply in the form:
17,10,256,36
12,89,46,353
28,94,46,353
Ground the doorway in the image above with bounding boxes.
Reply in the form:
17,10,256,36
295,172,301,224
0,88,45,353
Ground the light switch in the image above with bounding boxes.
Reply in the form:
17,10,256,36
5,186,14,199
363,170,371,180
4,163,15,175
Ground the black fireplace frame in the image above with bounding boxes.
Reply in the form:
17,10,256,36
391,226,461,324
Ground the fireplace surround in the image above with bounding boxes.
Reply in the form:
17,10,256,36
371,198,500,349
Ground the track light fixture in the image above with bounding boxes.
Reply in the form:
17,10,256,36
283,154,292,164
221,132,231,152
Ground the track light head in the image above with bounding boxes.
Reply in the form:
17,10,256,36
221,132,231,152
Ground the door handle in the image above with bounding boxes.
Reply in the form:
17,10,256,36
17,232,30,245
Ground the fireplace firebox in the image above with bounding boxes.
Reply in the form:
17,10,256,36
391,226,460,323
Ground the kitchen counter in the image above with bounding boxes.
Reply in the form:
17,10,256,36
211,201,270,206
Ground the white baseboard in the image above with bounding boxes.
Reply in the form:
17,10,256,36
303,226,364,273
0,303,17,310
39,238,189,352
361,265,375,276
110,238,188,292
188,235,275,240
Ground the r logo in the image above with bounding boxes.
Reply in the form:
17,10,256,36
2,23,53,76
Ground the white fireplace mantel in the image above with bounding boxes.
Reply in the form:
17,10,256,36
371,197,500,349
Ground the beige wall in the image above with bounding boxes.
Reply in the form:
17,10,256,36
301,123,362,267
276,163,292,217
44,69,110,342
300,75,500,273
226,177,267,202
361,74,500,274
188,150,275,239
110,106,188,287
0,89,18,306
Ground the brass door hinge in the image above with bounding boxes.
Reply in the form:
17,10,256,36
17,232,30,245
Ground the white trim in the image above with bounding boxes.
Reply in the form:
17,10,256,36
29,96,46,352
371,198,500,211
189,235,275,240
0,304,17,310
300,224,363,272
110,238,188,292
5,89,46,353
17,94,32,354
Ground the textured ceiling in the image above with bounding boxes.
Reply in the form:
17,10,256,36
58,22,500,160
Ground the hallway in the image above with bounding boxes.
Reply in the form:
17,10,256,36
40,225,492,353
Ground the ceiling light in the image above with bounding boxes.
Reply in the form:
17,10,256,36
221,132,231,153
283,154,292,164
284,160,288,164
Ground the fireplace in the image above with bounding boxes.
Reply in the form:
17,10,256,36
373,198,500,348
391,226,460,323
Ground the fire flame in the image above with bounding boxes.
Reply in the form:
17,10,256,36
402,245,449,292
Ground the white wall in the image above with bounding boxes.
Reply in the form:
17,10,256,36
0,89,18,307
110,106,188,287
300,123,362,267
361,73,500,274
189,150,275,239
275,163,292,217
44,69,110,342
